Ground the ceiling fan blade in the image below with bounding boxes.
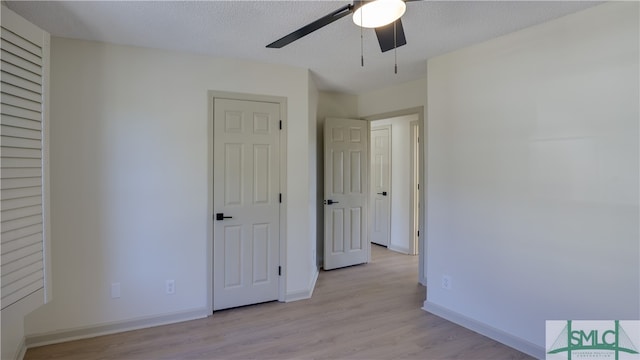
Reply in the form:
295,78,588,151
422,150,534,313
266,4,353,49
374,19,407,53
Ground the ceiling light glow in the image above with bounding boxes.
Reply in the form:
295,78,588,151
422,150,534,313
353,0,406,28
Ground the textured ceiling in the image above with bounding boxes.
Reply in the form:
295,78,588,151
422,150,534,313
6,1,601,94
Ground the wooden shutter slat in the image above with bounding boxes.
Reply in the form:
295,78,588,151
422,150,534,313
0,39,42,66
0,158,42,169
2,261,42,288
0,147,42,159
1,214,42,233
0,136,42,150
1,270,43,301
1,205,41,222
1,232,41,253
1,126,42,141
0,28,42,57
1,177,41,189
1,103,42,121
1,251,41,275
1,49,41,74
0,241,41,264
0,114,42,130
1,277,42,309
1,71,42,94
0,82,42,103
0,167,41,179
1,223,41,246
1,61,42,84
1,124,42,140
0,195,41,212
1,93,42,113
1,186,42,201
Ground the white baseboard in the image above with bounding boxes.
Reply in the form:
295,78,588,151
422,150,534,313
419,275,427,286
25,307,209,349
285,267,319,302
422,301,544,359
388,244,410,254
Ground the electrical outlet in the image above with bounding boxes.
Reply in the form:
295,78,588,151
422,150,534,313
166,280,175,295
111,282,121,299
441,275,452,290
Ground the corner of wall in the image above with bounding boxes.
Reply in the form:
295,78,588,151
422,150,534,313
285,267,319,303
423,301,545,359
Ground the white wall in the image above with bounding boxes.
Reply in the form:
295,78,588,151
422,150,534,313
357,77,427,119
425,2,639,357
24,37,316,336
371,114,418,254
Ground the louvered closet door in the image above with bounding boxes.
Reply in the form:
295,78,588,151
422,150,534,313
1,9,48,310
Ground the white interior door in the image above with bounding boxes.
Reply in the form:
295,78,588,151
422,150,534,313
370,126,391,247
213,98,280,310
324,118,369,270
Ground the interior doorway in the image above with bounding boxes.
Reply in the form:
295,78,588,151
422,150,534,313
365,107,425,285
369,114,420,255
317,107,426,285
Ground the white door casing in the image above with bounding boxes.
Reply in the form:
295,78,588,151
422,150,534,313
370,126,391,247
323,118,369,270
410,120,420,255
213,98,280,310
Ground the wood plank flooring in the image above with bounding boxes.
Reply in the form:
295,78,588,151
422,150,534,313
25,246,533,359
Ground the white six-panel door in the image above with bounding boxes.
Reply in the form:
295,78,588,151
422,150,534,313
370,126,391,247
324,118,369,270
213,98,280,310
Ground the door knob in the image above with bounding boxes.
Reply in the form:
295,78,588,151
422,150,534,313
325,199,340,205
216,213,233,221
377,191,388,196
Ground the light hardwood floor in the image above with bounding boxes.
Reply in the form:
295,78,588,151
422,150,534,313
25,245,533,359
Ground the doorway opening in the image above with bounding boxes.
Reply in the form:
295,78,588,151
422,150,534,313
365,108,425,285
319,108,425,286
370,114,419,255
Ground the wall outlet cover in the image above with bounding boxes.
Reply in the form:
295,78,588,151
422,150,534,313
442,275,452,290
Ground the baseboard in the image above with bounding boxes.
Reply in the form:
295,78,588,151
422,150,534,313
15,337,27,360
419,275,427,286
25,307,209,349
285,267,319,302
422,301,545,359
388,244,410,254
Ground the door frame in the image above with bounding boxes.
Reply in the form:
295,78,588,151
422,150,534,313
364,107,426,286
409,120,419,256
370,124,392,247
207,91,288,313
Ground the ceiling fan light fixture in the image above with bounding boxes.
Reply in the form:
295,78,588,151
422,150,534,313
353,0,406,28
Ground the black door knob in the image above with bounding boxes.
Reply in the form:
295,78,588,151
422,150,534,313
216,213,233,221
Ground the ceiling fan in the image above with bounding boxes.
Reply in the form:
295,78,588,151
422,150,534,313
266,0,417,53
